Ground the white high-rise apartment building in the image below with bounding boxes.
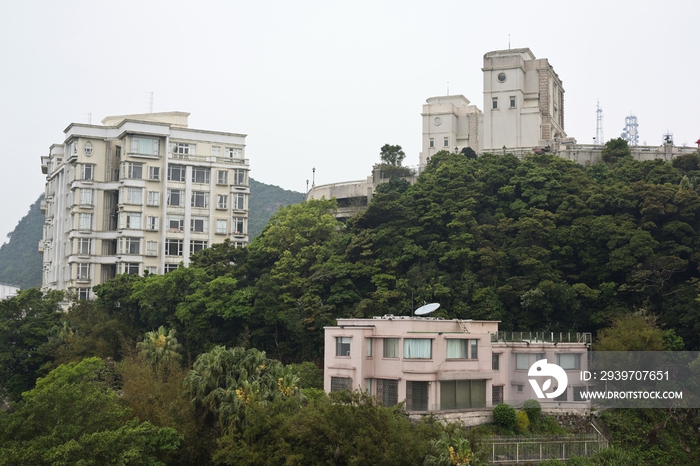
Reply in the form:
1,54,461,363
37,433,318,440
39,111,250,299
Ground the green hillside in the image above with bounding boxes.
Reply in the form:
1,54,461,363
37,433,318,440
248,178,304,238
0,195,44,289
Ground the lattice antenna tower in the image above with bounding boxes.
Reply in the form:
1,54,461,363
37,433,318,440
595,101,604,145
147,92,154,113
620,115,639,146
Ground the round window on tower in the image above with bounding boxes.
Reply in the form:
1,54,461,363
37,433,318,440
497,72,506,83
84,141,93,156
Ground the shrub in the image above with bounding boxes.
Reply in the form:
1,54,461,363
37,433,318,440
493,403,516,430
515,411,530,434
522,399,541,424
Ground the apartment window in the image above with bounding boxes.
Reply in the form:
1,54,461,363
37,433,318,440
71,142,78,156
330,377,352,392
557,353,581,370
510,96,516,108
226,147,243,159
573,387,587,402
164,263,179,273
516,353,531,370
233,169,247,186
190,240,207,255
76,263,90,280
80,188,93,206
165,239,183,256
77,288,90,300
492,353,500,370
168,215,184,231
429,138,434,148
470,339,478,360
366,338,372,357
120,187,143,205
148,166,160,181
131,137,159,156
167,164,186,182
122,237,141,255
336,337,351,357
78,213,92,230
403,338,431,359
172,142,194,155
81,163,94,181
145,240,158,256
216,219,227,235
232,193,246,211
191,191,209,208
383,338,399,358
146,216,159,231
121,262,140,275
446,340,467,359
492,385,504,404
443,137,449,147
84,141,93,155
406,381,429,411
167,189,184,207
211,146,221,157
440,380,487,410
119,212,141,229
555,387,568,402
217,195,228,209
145,266,158,275
232,217,246,235
121,162,143,179
492,97,498,109
217,170,228,185
376,379,398,407
147,191,160,206
234,241,246,248
192,167,210,184
77,238,91,255
190,216,209,233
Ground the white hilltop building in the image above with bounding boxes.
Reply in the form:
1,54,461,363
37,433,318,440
308,47,695,216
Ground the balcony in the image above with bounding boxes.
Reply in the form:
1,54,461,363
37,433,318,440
38,240,44,253
40,200,47,214
492,331,592,344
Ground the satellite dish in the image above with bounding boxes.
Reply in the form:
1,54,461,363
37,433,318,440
415,303,440,316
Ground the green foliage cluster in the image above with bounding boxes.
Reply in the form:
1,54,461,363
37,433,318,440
248,177,304,239
493,403,516,431
0,195,44,289
515,410,530,434
522,399,542,424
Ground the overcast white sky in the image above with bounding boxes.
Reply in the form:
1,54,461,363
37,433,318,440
1,0,698,244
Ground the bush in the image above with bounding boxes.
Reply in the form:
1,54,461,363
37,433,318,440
515,411,530,434
288,361,323,389
522,399,541,424
493,403,516,430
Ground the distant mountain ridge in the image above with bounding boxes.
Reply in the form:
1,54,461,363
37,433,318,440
0,180,303,290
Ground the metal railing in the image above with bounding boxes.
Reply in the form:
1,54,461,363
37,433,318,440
492,331,592,344
482,432,608,464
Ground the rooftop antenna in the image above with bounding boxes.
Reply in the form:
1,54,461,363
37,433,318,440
84,113,92,124
415,303,440,316
147,92,154,113
595,101,604,145
447,81,449,96
508,34,511,49
312,167,316,187
620,115,639,146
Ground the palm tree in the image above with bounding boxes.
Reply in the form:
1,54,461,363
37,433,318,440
137,326,182,368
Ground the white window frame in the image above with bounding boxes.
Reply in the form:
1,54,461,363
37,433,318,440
167,165,186,182
147,191,160,207
148,166,160,181
172,142,194,156
145,240,158,256
192,167,210,184
81,164,94,181
119,237,140,255
217,194,228,210
119,212,142,230
216,219,227,235
191,191,209,208
403,338,432,359
121,162,143,179
190,240,207,255
77,237,91,255
78,213,92,230
232,217,246,235
146,216,159,231
190,216,209,233
76,263,90,281
131,137,160,156
211,146,221,157
233,169,247,186
232,193,246,211
80,188,93,206
167,189,184,207
217,170,228,185
120,187,143,205
226,147,243,159
165,239,183,256
168,215,184,231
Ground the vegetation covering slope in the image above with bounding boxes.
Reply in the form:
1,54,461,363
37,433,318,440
248,178,304,239
2,143,700,464
0,195,44,289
